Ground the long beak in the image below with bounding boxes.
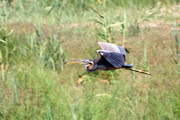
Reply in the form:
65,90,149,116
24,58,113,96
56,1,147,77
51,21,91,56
67,60,86,64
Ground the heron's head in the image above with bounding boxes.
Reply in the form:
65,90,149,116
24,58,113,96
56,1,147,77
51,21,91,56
67,59,94,71
81,59,94,71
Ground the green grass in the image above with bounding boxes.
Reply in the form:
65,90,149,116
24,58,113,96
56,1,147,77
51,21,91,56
0,0,180,119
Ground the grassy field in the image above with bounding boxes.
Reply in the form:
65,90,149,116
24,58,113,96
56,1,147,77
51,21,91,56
0,0,180,119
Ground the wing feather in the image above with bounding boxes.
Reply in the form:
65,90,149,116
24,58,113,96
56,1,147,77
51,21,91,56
98,51,125,68
98,42,121,53
118,46,126,55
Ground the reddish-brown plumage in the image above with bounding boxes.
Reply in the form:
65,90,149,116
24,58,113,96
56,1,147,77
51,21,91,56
87,64,94,70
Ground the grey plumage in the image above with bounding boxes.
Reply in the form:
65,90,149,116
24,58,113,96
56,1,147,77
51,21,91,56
97,42,133,69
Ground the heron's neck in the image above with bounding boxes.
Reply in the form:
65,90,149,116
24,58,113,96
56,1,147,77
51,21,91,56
96,64,106,70
93,63,107,70
86,62,106,72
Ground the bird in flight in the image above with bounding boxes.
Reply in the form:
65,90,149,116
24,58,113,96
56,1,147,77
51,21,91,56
68,42,151,76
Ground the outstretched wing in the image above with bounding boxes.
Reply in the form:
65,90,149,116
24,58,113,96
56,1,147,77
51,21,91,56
98,50,125,68
94,55,113,66
118,46,127,55
98,42,127,55
98,42,120,53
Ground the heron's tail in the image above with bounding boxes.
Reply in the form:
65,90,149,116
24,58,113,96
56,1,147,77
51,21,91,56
126,68,152,76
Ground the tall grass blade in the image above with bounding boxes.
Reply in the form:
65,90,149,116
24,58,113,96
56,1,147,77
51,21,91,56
90,7,104,18
13,78,19,103
70,104,77,120
123,12,127,47
174,21,179,55
46,105,54,120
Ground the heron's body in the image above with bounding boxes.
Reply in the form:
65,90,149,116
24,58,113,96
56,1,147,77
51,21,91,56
69,42,151,76
84,42,133,72
87,57,133,72
86,58,115,71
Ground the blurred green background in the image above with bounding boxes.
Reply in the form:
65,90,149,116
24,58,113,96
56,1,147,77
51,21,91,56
0,0,180,119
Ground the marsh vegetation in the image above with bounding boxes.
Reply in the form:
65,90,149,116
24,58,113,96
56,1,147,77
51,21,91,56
0,0,180,119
